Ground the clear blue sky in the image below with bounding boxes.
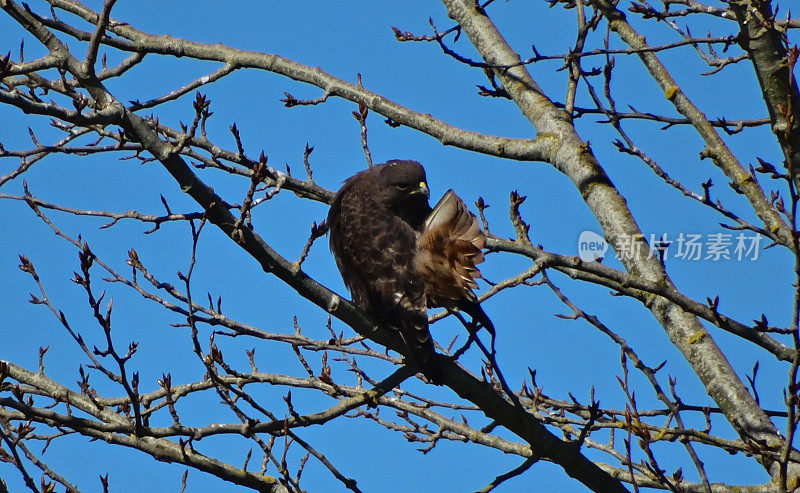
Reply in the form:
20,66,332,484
1,1,795,491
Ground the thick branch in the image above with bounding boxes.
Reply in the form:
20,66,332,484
589,0,792,249
34,0,555,163
729,0,800,185
441,0,791,480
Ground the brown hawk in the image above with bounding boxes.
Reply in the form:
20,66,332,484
327,160,493,382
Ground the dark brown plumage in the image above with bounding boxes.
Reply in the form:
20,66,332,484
327,160,492,381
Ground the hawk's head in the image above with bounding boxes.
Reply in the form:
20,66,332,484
377,160,431,230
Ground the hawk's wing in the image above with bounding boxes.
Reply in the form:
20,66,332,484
415,189,485,306
415,190,495,337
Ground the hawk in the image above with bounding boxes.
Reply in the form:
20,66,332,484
327,160,493,382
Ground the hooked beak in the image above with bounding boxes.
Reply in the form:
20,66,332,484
411,181,429,198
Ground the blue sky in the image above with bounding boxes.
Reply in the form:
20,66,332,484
1,1,797,491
